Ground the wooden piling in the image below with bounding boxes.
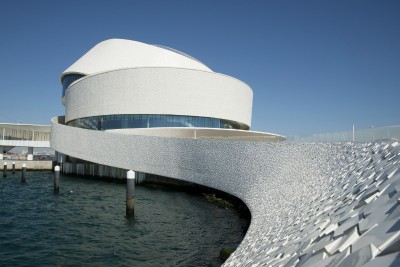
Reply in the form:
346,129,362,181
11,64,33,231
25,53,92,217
21,163,27,183
126,170,136,216
54,166,60,193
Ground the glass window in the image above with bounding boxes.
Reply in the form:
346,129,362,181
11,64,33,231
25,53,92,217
67,114,242,130
62,74,85,98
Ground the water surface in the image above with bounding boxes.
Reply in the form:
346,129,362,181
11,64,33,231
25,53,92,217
0,172,247,266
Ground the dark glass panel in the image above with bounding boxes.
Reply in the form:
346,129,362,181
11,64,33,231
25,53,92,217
61,74,85,98
67,115,242,130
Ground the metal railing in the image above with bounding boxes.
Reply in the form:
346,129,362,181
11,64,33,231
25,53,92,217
287,124,400,142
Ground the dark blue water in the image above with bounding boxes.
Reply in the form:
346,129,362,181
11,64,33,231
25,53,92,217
0,172,247,266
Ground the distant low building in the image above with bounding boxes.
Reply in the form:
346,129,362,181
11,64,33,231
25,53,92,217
0,123,50,160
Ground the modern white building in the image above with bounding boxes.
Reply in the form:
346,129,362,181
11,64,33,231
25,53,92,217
50,40,400,266
60,39,283,140
53,39,284,168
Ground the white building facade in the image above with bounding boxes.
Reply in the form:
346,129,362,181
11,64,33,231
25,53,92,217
53,39,284,159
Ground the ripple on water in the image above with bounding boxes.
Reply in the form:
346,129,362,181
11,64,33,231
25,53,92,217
0,172,247,266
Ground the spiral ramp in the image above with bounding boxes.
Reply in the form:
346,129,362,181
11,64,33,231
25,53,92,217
51,118,400,266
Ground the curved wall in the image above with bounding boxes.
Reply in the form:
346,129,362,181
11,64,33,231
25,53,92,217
51,117,400,266
65,68,253,129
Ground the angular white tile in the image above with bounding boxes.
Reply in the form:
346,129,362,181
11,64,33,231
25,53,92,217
361,251,400,267
337,244,379,267
352,218,400,252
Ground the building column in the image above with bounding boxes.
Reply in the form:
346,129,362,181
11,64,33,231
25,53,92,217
27,147,34,161
0,146,3,160
55,151,65,164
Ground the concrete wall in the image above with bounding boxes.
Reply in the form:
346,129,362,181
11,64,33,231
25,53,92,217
0,160,53,170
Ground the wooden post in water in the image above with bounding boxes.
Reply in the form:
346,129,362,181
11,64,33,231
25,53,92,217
21,163,27,183
54,166,60,193
3,162,7,178
12,162,15,174
126,170,135,216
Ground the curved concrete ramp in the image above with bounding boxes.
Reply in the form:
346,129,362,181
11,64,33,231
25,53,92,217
51,117,400,266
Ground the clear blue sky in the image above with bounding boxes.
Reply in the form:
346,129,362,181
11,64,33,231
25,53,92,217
1,0,399,136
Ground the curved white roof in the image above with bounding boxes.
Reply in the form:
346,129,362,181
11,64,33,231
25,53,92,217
62,39,212,79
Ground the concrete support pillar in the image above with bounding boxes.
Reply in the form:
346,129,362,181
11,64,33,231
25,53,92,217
60,157,63,174
55,152,65,173
126,170,136,216
12,162,15,174
27,147,33,161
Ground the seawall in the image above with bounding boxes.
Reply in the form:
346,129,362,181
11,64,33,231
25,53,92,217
0,160,53,170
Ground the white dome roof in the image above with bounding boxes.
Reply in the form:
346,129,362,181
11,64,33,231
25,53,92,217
62,39,212,78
